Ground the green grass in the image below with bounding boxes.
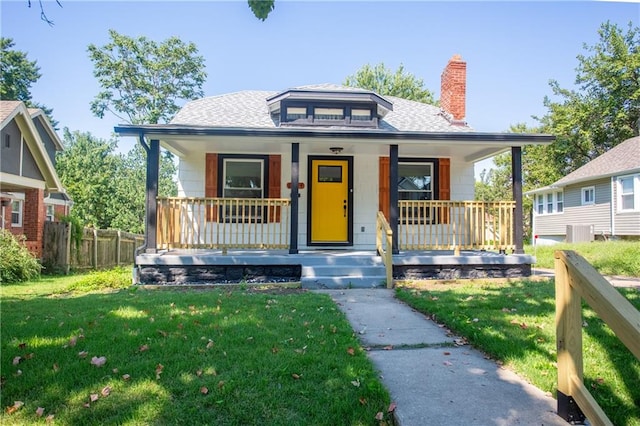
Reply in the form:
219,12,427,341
526,240,640,277
396,280,640,426
1,275,391,425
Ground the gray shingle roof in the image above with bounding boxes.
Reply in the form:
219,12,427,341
171,84,474,133
554,136,640,186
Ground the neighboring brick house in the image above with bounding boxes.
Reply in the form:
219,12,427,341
0,100,71,257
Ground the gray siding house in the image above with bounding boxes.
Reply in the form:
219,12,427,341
528,136,640,245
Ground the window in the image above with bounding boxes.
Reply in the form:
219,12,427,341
534,191,563,215
222,158,264,222
4,134,9,148
11,200,22,227
314,107,344,120
286,107,307,121
582,186,595,205
557,191,564,213
618,175,638,211
351,109,371,121
398,162,434,223
46,205,55,221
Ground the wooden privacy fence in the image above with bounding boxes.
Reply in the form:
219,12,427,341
554,250,640,425
398,200,515,251
42,222,144,273
156,197,291,251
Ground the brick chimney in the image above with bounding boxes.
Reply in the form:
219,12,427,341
440,54,466,122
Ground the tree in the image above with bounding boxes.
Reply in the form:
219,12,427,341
0,37,56,126
344,63,436,104
248,0,275,21
88,29,207,125
56,129,121,230
541,21,639,176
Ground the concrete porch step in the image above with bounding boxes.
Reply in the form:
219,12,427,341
301,259,387,289
301,275,387,289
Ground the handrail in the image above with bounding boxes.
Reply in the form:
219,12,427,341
376,211,394,288
554,250,640,425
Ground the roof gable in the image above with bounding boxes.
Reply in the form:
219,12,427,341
0,100,65,193
553,136,640,187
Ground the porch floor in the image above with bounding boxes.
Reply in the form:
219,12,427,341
136,249,535,288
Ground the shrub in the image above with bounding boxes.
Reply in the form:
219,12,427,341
65,266,131,292
0,229,41,284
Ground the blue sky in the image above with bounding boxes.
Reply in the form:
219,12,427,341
2,1,638,176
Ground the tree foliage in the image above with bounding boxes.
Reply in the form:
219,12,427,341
541,21,639,175
248,0,275,21
55,130,177,234
88,29,207,125
0,37,56,126
344,63,436,104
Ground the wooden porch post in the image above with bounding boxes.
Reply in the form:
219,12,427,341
390,144,399,254
145,139,160,253
511,146,524,254
289,143,299,254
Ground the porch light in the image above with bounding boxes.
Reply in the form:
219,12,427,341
330,147,343,154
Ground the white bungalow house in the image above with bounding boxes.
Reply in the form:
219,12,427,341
115,55,554,287
528,136,640,245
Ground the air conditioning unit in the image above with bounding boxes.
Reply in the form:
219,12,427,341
566,224,594,243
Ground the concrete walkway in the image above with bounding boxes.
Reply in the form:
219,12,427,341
316,289,568,426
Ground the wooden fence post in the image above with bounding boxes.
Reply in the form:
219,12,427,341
116,230,122,266
92,228,98,268
555,251,586,424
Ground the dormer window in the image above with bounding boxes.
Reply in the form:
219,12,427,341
267,87,393,129
314,108,344,121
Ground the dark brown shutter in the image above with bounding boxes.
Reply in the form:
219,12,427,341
438,158,451,224
379,156,390,220
268,155,281,222
205,153,218,222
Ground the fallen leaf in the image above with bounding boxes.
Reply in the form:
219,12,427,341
155,363,164,380
12,356,21,366
383,345,393,351
157,330,168,337
206,340,214,349
25,353,34,359
112,368,119,374
18,343,26,349
53,363,59,372
36,407,45,417
69,336,78,347
45,414,55,423
5,401,24,414
90,394,99,402
122,374,131,381
200,386,209,394
359,397,367,405
218,380,225,389
139,344,149,352
15,370,22,376
91,356,107,367
101,386,111,397
196,370,203,377
291,373,301,380
351,380,360,387
347,347,355,356
271,346,279,354
78,351,88,358
443,351,451,356
375,411,384,421
443,361,453,366
388,402,397,413
596,377,605,384
83,402,91,408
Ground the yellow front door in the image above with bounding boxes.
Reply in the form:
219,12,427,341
309,158,351,244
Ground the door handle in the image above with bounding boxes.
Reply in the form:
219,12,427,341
343,200,347,217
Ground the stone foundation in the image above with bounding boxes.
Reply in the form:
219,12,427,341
139,264,302,285
394,264,531,280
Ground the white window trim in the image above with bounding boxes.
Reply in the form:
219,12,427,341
46,204,56,221
617,174,639,212
11,200,23,227
222,158,264,198
581,186,595,206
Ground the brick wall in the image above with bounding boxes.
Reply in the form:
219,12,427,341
440,54,467,121
22,189,45,258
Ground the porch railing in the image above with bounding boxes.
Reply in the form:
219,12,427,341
157,197,291,251
398,200,515,251
376,211,394,288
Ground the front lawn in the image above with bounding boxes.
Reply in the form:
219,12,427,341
1,277,391,425
396,280,640,426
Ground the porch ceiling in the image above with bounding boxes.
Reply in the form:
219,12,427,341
157,134,538,162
